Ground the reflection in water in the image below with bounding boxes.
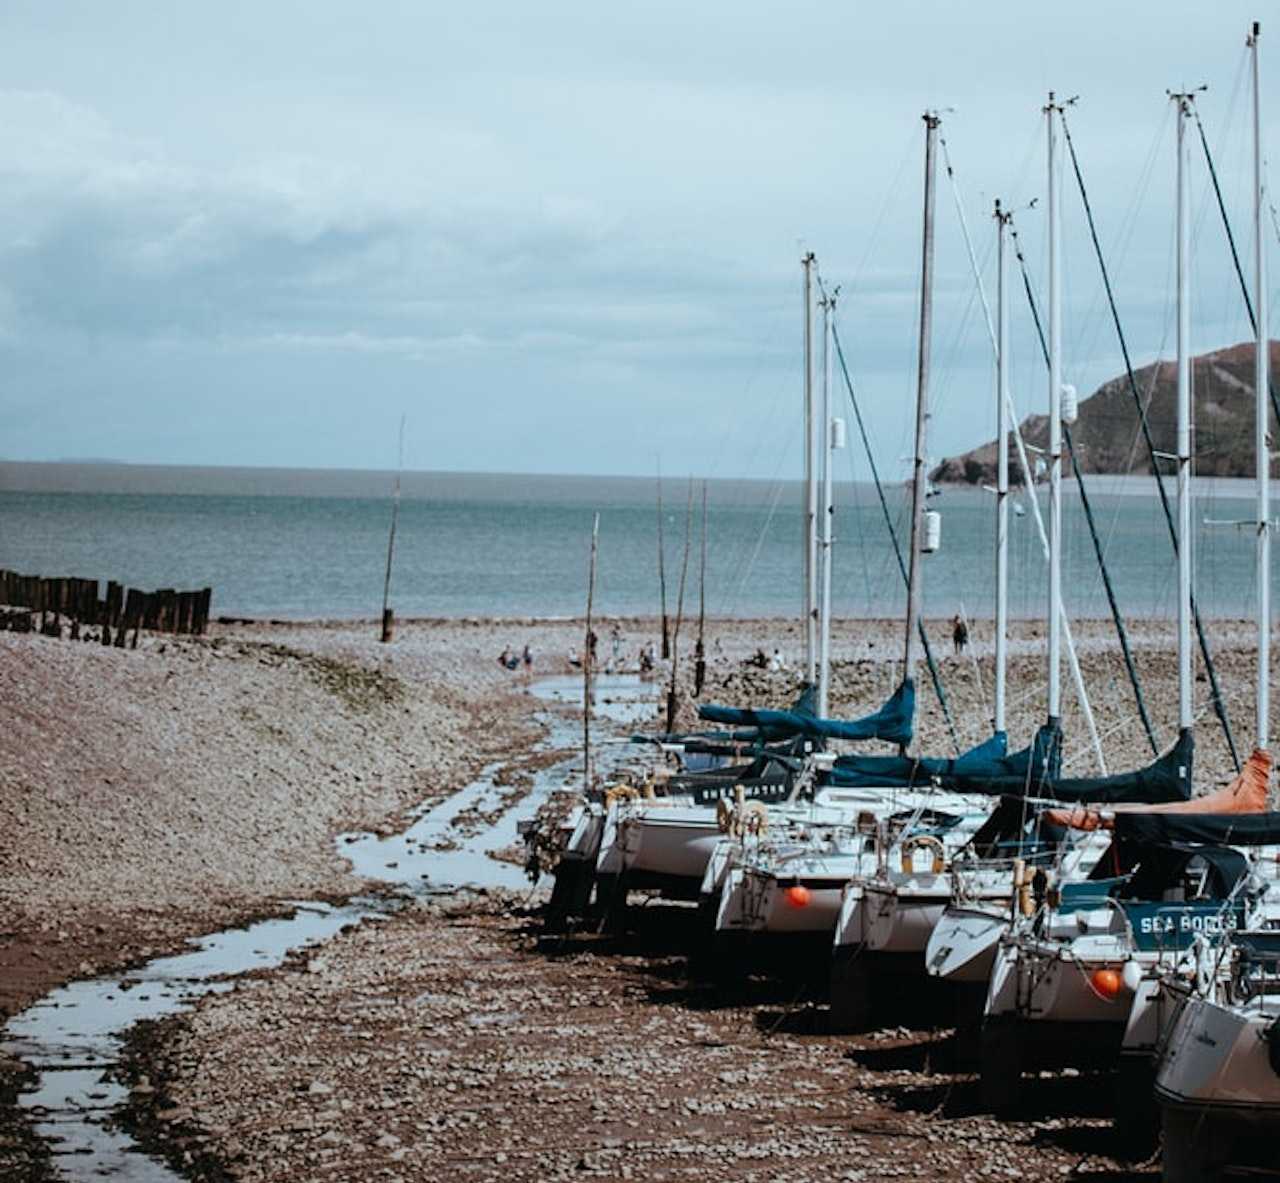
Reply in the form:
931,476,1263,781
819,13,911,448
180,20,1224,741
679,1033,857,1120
2,675,656,1180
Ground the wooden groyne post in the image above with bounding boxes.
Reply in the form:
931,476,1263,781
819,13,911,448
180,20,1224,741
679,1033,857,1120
0,570,212,640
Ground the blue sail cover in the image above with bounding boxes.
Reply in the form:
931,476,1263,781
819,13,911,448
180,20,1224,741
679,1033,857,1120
697,679,914,747
950,730,1190,805
937,721,1064,796
826,730,1008,789
635,685,818,747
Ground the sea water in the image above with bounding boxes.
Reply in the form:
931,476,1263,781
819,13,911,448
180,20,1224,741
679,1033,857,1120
0,463,1273,622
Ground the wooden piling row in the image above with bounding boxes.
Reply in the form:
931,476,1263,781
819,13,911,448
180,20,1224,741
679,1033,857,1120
0,569,213,638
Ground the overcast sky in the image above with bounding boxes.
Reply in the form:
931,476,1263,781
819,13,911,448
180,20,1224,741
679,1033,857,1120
0,1,1274,482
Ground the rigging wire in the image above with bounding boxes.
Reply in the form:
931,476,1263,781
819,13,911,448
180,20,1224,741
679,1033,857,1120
1060,109,1242,773
1069,105,1171,375
1010,222,1161,755
938,135,1108,770
831,321,961,754
1193,104,1280,429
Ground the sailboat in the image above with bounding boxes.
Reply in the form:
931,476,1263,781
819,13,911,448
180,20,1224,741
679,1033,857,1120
1148,26,1280,1176
977,79,1274,1120
705,115,1013,988
585,252,924,924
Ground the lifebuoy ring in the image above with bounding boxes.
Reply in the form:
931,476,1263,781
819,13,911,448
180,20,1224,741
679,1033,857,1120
741,801,768,836
604,784,640,810
900,833,946,875
716,797,769,837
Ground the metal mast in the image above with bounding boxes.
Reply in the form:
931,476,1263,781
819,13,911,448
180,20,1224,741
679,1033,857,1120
818,286,838,716
803,252,818,685
1250,22,1271,753
1046,94,1064,729
995,200,1011,734
1174,89,1195,742
902,112,940,747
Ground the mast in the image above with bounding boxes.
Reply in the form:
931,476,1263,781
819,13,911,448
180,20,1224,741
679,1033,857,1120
803,252,818,685
903,112,940,743
994,200,1011,734
818,286,837,716
1174,89,1195,742
1046,94,1064,729
1250,21,1270,753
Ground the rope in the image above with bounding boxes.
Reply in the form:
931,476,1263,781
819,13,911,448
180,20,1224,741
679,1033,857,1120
1010,224,1160,756
831,322,961,756
1060,111,1241,774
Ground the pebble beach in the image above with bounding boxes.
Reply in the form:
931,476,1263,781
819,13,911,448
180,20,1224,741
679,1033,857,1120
2,612,1273,1181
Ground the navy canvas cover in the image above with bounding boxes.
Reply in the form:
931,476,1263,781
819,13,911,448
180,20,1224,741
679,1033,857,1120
942,728,1192,805
826,729,1008,789
1113,810,1280,849
1045,730,1193,805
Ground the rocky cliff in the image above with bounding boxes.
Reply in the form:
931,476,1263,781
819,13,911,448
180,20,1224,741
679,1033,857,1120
930,340,1280,484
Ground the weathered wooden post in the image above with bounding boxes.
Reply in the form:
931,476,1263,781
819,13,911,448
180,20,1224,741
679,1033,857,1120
666,481,693,735
176,592,193,634
195,588,212,636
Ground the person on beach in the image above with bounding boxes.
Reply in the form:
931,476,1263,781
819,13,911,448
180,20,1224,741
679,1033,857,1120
522,644,533,671
770,648,785,672
498,647,511,669
952,614,969,656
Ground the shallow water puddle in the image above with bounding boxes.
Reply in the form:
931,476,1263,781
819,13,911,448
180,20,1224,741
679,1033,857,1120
342,673,657,890
5,901,381,1180
529,671,662,728
2,674,655,1180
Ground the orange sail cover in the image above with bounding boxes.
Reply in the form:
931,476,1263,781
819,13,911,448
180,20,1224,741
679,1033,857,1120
1045,748,1272,831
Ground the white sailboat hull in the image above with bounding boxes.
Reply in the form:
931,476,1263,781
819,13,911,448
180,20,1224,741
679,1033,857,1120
1155,995,1280,1117
861,880,950,955
926,904,1009,983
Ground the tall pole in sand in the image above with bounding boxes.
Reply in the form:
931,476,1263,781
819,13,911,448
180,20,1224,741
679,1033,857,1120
1250,21,1271,755
803,252,818,685
584,512,600,790
380,414,406,644
902,112,940,754
656,470,669,660
994,200,1011,735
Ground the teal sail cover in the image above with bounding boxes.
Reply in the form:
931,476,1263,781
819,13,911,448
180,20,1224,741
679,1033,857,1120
936,729,1190,804
826,729,1008,789
697,679,914,747
635,685,818,747
854,721,1064,796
